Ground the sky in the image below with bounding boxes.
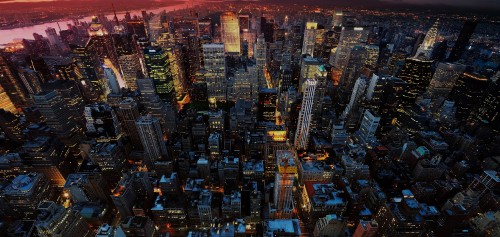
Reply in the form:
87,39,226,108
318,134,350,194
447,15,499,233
1,0,499,10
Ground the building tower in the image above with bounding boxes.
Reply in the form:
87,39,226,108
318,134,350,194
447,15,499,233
333,26,369,70
332,9,343,28
136,115,168,169
294,78,317,150
415,19,439,58
33,91,81,149
0,55,28,109
272,150,297,219
448,72,488,122
302,22,318,57
397,57,433,106
34,201,91,237
220,12,241,54
203,43,227,101
448,20,477,62
356,110,381,146
117,98,142,149
254,34,267,89
143,46,174,103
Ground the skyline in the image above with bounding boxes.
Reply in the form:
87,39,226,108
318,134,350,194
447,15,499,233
0,1,498,237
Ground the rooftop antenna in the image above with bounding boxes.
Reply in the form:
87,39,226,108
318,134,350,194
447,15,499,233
56,22,62,32
112,3,120,27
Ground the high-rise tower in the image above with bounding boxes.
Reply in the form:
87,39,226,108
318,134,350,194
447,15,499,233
203,43,227,101
294,78,317,150
136,115,168,169
302,22,318,57
271,150,297,219
415,19,439,58
220,12,241,54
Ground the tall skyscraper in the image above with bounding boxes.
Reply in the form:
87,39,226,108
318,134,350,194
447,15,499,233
0,55,28,108
356,110,381,145
136,115,168,168
333,26,369,70
203,43,227,101
470,80,499,132
448,72,488,121
448,20,477,62
255,34,267,89
332,10,343,27
427,62,466,99
398,57,433,106
294,78,317,150
143,46,174,102
272,150,297,219
258,88,278,122
117,98,142,149
33,91,81,148
220,12,241,54
299,57,323,92
415,19,439,58
302,22,318,57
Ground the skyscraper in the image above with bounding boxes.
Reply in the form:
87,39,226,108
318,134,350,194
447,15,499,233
258,88,278,122
143,46,174,102
427,62,466,99
33,91,81,148
302,22,318,57
294,78,317,150
203,43,227,101
0,55,28,108
332,10,343,27
398,57,433,106
415,19,439,58
117,98,142,149
136,115,168,168
255,34,267,89
448,72,488,121
220,12,241,54
333,26,369,70
448,20,477,62
356,110,381,145
272,150,297,219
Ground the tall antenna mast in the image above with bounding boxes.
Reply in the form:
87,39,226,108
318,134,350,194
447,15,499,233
112,3,120,27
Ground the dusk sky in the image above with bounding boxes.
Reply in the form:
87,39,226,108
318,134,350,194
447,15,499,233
1,0,500,9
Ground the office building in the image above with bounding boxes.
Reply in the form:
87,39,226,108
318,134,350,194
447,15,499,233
143,46,174,102
220,12,241,54
136,115,168,168
353,220,378,237
258,88,278,122
302,22,318,56
33,90,81,148
271,150,297,219
35,201,91,237
356,110,380,146
448,72,488,121
64,173,108,204
96,224,126,237
203,43,227,101
333,26,369,70
1,173,53,219
294,78,317,150
397,57,433,106
116,98,142,148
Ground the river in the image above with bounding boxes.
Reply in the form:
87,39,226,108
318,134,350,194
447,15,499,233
0,0,196,45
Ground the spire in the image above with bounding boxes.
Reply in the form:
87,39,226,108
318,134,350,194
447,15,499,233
112,3,120,27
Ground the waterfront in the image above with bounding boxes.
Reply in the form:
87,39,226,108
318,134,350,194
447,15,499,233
0,0,194,45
